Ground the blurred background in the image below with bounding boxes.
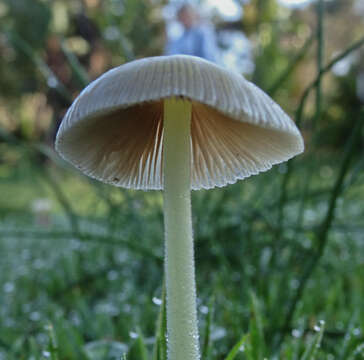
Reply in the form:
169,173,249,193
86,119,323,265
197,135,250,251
1,0,364,359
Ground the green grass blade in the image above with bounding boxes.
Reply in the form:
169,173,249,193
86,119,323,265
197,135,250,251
45,324,59,360
276,34,364,240
127,328,149,360
5,31,72,103
225,334,249,360
201,296,215,360
300,321,325,360
347,343,364,360
248,292,265,360
338,313,359,360
268,33,314,96
29,337,41,360
153,280,167,360
61,39,90,88
280,113,364,346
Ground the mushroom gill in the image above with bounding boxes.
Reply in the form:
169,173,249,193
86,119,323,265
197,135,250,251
58,99,301,190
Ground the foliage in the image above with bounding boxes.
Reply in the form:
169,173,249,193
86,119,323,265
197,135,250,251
1,0,364,359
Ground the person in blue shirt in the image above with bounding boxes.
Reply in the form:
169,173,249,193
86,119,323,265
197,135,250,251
165,4,219,63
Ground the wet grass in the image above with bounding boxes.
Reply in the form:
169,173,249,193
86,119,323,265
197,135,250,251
2,1,364,358
0,147,364,359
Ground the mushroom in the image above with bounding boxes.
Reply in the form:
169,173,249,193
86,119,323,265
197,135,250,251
55,55,304,360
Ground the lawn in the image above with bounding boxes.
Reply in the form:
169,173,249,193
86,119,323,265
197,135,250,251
1,1,364,358
1,146,364,359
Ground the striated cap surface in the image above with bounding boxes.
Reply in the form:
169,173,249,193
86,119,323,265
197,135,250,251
55,55,304,190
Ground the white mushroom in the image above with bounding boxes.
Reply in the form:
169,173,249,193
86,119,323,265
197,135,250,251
55,55,304,360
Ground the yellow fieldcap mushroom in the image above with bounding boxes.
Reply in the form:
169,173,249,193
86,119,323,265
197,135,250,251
55,55,304,360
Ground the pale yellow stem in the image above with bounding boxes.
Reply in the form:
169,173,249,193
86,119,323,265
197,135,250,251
163,98,200,360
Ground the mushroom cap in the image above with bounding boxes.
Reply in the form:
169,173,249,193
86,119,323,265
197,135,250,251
55,55,304,190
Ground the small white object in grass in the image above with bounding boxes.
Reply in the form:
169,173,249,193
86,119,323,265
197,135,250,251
129,331,139,339
313,320,325,332
3,282,15,293
292,328,302,338
47,76,58,88
31,198,51,213
29,311,41,322
152,296,162,306
107,270,118,281
210,326,227,341
353,328,361,336
332,51,358,77
31,198,52,226
199,305,209,314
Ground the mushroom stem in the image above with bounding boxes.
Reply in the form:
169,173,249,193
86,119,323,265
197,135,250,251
163,98,200,360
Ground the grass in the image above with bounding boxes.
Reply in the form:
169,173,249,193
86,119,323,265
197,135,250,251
1,146,364,359
2,1,364,358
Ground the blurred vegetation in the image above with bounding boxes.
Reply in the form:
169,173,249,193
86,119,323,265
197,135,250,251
1,0,364,359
